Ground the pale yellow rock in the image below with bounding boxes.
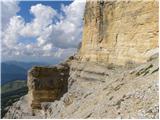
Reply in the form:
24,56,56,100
80,0,159,65
3,0,159,119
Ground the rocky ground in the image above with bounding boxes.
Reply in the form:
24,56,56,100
3,0,159,119
4,54,159,119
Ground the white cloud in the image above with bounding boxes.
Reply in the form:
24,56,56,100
20,4,57,37
2,16,24,48
50,0,85,49
1,0,86,62
1,0,20,30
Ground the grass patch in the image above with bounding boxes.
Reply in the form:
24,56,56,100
1,80,28,118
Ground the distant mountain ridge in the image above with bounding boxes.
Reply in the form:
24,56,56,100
1,80,27,94
1,80,28,118
1,61,49,84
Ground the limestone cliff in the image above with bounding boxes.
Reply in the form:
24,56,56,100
27,63,69,109
80,0,158,65
4,0,159,119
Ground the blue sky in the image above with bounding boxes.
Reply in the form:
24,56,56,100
1,0,85,63
16,1,73,45
17,1,73,23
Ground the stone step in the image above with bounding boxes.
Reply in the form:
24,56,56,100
78,71,107,81
70,70,107,83
76,76,105,83
71,66,108,73
70,62,112,76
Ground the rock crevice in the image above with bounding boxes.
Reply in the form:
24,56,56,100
80,0,158,65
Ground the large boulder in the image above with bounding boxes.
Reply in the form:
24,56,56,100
27,63,69,109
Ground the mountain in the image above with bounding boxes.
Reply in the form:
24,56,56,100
3,61,50,70
1,61,49,84
3,0,158,119
1,80,28,118
1,80,27,94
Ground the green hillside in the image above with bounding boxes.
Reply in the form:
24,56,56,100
1,80,27,93
1,80,28,118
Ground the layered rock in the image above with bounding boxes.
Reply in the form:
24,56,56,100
27,62,69,109
80,0,158,65
3,0,159,119
4,54,159,119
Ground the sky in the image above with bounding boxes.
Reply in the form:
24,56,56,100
1,0,86,63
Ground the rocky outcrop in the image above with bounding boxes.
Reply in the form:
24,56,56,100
48,54,158,119
3,0,159,119
80,0,158,65
27,62,69,109
4,54,159,119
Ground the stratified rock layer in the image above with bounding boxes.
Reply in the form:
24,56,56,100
3,0,159,119
27,63,69,109
4,54,159,119
80,0,158,65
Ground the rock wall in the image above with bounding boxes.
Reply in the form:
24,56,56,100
80,0,158,65
27,63,69,109
3,0,159,119
4,54,159,119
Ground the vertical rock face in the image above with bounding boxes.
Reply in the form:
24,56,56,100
3,0,159,119
27,63,69,109
80,0,158,65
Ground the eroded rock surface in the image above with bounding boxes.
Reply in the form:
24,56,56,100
80,0,158,65
4,54,159,119
27,62,69,109
3,0,159,119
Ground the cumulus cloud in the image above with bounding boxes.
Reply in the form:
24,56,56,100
50,0,85,48
20,4,57,37
2,16,24,48
1,0,86,62
1,0,20,30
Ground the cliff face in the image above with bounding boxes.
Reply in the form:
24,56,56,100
4,55,159,119
80,0,158,65
4,0,159,119
27,64,69,109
